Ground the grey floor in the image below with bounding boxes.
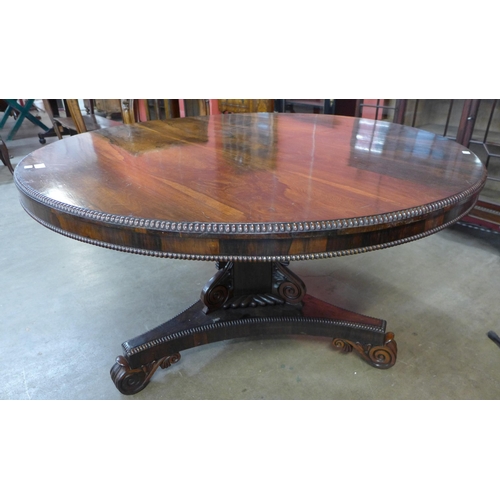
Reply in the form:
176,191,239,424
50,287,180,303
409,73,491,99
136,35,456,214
1,109,500,400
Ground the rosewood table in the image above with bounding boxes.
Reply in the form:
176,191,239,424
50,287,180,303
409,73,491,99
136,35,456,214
14,113,487,395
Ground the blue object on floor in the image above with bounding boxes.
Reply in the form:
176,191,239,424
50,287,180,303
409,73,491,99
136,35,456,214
0,99,49,140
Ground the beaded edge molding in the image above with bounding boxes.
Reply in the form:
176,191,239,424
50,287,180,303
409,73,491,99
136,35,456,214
15,173,486,236
21,199,477,262
123,315,387,356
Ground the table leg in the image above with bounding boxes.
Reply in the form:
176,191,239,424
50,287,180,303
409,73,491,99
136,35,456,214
0,137,14,174
110,262,397,395
38,125,75,144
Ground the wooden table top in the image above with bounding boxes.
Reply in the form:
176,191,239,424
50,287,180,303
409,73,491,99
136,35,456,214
14,113,487,262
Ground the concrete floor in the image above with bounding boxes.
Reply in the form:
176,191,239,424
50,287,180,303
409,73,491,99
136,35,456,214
1,109,500,400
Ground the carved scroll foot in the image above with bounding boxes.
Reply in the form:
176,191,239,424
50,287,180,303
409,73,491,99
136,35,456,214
332,332,397,369
110,353,181,395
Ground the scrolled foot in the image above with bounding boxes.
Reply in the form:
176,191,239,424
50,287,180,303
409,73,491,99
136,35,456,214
110,353,181,395
332,338,355,354
159,352,181,369
332,332,397,369
366,332,397,368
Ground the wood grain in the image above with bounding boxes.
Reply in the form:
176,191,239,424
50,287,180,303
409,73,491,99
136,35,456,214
14,114,487,260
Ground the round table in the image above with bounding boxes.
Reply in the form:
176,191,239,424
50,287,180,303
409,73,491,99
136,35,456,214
14,113,487,395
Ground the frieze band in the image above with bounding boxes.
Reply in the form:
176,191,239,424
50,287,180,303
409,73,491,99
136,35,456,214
20,199,478,262
14,170,486,236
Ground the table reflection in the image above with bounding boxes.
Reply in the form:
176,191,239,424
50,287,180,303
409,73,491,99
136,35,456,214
216,113,277,172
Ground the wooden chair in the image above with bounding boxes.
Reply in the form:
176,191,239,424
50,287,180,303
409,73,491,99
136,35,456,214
0,135,14,174
41,99,123,139
42,99,210,139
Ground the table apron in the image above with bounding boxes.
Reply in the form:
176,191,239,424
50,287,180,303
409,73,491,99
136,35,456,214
18,189,480,261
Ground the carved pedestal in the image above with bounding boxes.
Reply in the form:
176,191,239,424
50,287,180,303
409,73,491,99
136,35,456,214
110,262,396,395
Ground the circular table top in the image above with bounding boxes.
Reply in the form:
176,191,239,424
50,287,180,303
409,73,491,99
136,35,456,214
14,113,487,262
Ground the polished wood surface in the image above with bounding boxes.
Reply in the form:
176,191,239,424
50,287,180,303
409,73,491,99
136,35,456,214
15,114,486,261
